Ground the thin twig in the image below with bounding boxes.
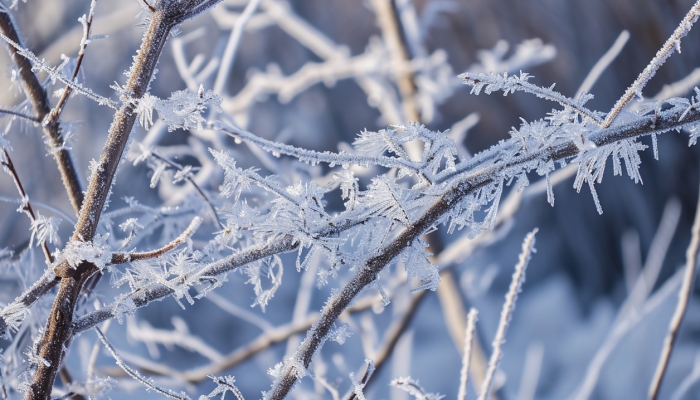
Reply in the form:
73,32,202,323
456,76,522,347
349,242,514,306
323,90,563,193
478,229,537,400
648,182,700,400
95,328,191,400
45,0,99,124
0,107,39,122
458,308,478,400
575,30,630,99
149,152,224,229
0,149,53,263
110,216,202,265
603,0,700,127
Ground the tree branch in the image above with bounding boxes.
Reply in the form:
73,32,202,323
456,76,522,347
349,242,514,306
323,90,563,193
0,10,84,215
648,180,700,400
26,2,222,398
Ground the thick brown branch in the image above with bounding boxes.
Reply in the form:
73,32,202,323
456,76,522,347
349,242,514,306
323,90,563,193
27,3,200,397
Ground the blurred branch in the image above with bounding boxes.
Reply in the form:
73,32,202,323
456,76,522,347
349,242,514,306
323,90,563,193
649,183,700,399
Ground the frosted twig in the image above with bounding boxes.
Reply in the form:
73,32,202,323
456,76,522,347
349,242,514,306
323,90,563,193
214,122,424,173
148,152,224,229
458,308,478,400
478,229,537,400
603,0,700,127
347,359,375,400
213,0,262,95
46,0,100,124
0,149,53,264
0,31,117,109
575,30,630,99
461,71,604,127
648,182,700,400
95,328,192,400
110,217,202,264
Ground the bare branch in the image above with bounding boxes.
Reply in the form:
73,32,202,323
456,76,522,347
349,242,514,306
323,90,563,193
648,181,700,400
478,229,537,400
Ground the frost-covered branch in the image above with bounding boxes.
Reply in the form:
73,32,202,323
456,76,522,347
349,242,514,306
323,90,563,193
458,308,478,400
0,10,85,214
45,0,101,124
95,328,191,400
110,217,202,265
214,122,424,173
264,94,700,398
479,229,537,400
0,149,54,264
604,0,700,127
461,71,604,126
29,2,222,398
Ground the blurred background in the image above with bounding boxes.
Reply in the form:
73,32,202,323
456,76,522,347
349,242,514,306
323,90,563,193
2,0,700,398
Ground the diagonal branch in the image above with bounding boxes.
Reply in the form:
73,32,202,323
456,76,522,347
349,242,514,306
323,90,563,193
648,180,700,400
0,10,84,215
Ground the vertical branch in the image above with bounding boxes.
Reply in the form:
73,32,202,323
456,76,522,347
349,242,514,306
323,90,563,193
458,308,478,400
648,184,700,400
0,11,84,214
478,229,537,400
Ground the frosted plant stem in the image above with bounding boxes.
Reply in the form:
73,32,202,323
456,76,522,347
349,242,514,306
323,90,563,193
0,150,53,264
212,0,262,95
95,328,191,400
458,308,478,400
603,0,700,128
478,229,537,400
0,10,84,215
648,182,700,400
